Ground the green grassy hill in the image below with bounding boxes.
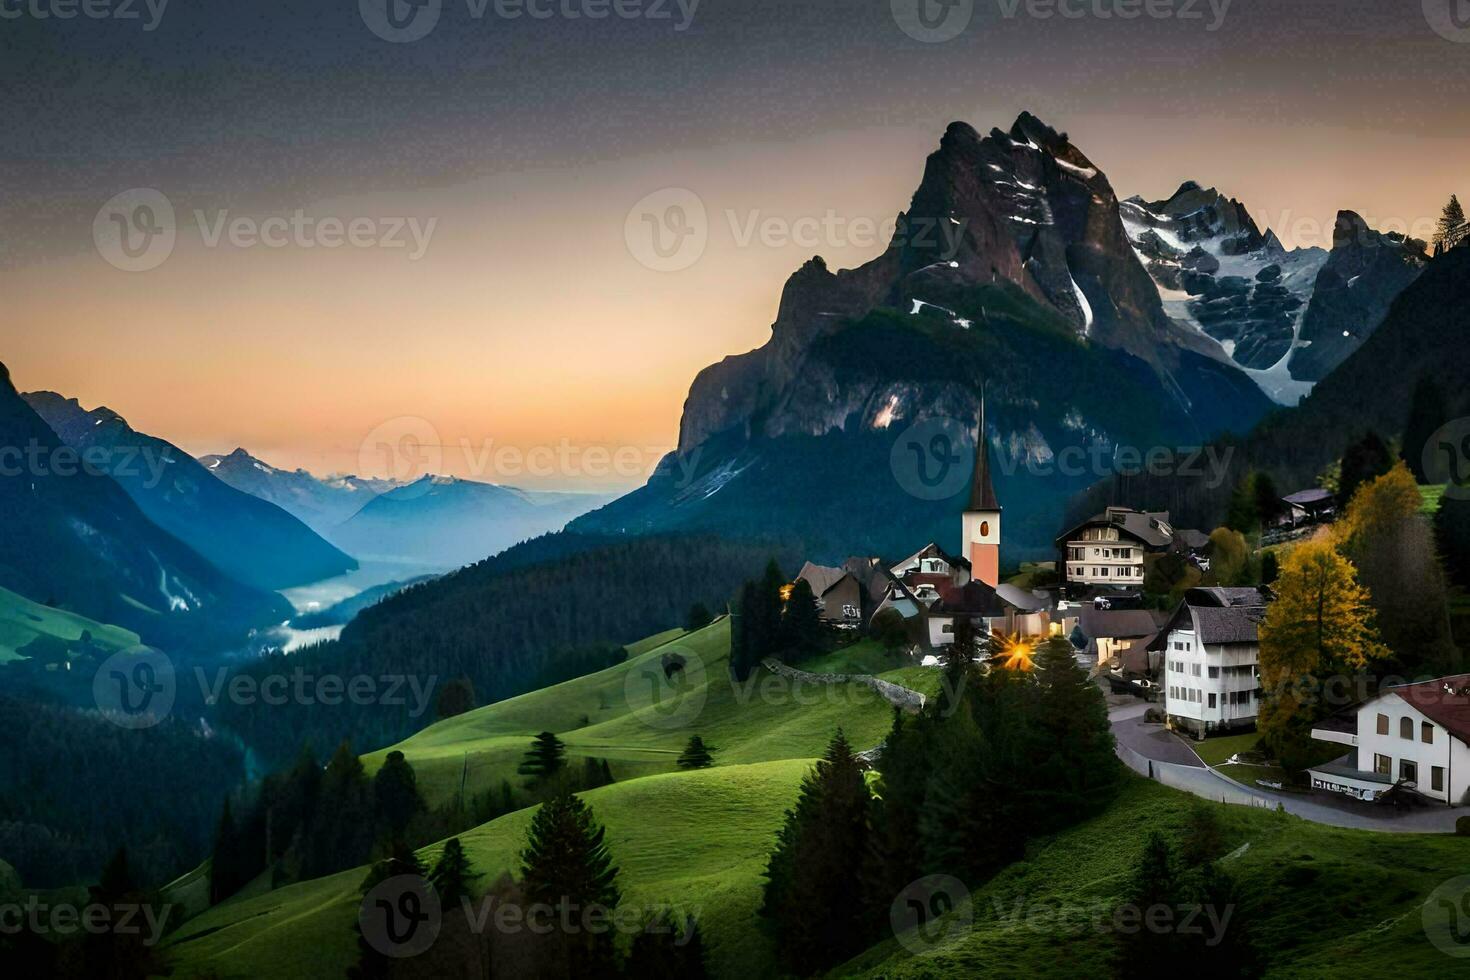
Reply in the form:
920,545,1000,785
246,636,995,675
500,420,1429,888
0,584,140,663
843,777,1470,978
164,759,811,979
165,619,906,977
363,618,901,805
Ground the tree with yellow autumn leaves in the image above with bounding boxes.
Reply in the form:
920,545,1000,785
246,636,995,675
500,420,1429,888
1257,538,1388,769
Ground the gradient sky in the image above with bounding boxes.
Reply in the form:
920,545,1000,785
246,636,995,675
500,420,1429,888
3,0,1468,489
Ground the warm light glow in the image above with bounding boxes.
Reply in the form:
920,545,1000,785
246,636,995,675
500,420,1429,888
994,631,1035,672
780,584,795,603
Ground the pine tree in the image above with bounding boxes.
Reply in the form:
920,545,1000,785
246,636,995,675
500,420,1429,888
304,741,377,878
625,911,708,979
1026,636,1120,829
731,580,761,680
1120,832,1181,974
517,731,567,781
209,797,244,904
373,750,425,845
761,730,872,975
1337,431,1394,509
1225,474,1261,535
428,837,482,908
1437,194,1466,251
1260,549,1279,586
685,602,713,632
1437,492,1470,589
780,578,825,657
518,792,621,975
436,676,476,720
676,735,716,769
1403,376,1449,483
1251,471,1285,529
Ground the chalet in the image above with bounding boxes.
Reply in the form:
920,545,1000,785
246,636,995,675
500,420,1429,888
1307,675,1470,806
1149,587,1268,739
1281,488,1336,527
1055,507,1204,590
794,562,864,628
1080,606,1164,672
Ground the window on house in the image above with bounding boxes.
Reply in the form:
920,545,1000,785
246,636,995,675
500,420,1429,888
1373,753,1391,775
1208,666,1219,678
1192,664,1201,677
1433,767,1445,792
1399,717,1413,740
1422,722,1434,744
1377,713,1389,736
1208,693,1217,709
1400,760,1418,784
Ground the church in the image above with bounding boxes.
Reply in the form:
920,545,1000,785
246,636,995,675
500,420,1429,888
795,401,1055,651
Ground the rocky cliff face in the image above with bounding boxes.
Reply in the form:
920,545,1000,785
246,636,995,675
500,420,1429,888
1287,211,1428,382
1122,182,1327,402
678,115,1254,455
577,115,1275,561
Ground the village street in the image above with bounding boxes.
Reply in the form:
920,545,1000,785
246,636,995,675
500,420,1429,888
1105,697,1464,834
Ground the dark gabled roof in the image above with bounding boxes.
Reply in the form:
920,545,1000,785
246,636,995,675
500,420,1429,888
1192,605,1267,645
1080,606,1160,640
1385,674,1470,746
1055,507,1175,549
796,562,854,599
1148,587,1268,648
967,396,1001,513
891,542,970,575
995,583,1049,613
1176,529,1211,551
932,580,1010,617
1284,488,1334,507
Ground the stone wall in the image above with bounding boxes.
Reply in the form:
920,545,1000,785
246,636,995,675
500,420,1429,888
760,658,927,713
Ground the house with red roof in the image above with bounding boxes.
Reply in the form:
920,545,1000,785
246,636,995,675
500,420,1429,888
1308,674,1470,806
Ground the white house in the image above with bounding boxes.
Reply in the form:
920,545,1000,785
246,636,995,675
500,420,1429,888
1054,507,1186,588
1149,587,1268,740
1308,675,1470,806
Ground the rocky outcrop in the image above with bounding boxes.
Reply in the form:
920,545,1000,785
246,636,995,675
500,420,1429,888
676,114,1255,454
1287,211,1428,382
1122,182,1327,383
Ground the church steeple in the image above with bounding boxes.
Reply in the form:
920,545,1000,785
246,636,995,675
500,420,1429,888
968,393,1001,513
963,389,1002,588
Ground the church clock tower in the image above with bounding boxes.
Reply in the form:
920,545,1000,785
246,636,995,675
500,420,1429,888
961,396,1002,588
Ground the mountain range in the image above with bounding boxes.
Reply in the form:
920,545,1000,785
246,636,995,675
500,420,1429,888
24,393,357,591
0,364,289,647
198,448,401,536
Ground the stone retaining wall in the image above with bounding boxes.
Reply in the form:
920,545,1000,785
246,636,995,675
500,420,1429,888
760,658,926,713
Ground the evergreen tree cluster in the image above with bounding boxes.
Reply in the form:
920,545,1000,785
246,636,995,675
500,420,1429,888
210,739,429,905
761,637,1121,975
730,559,830,679
0,695,244,890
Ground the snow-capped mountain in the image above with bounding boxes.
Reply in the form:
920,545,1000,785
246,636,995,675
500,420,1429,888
1122,182,1327,405
200,447,402,536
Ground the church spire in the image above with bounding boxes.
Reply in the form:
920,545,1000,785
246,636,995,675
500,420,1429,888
967,389,1000,513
